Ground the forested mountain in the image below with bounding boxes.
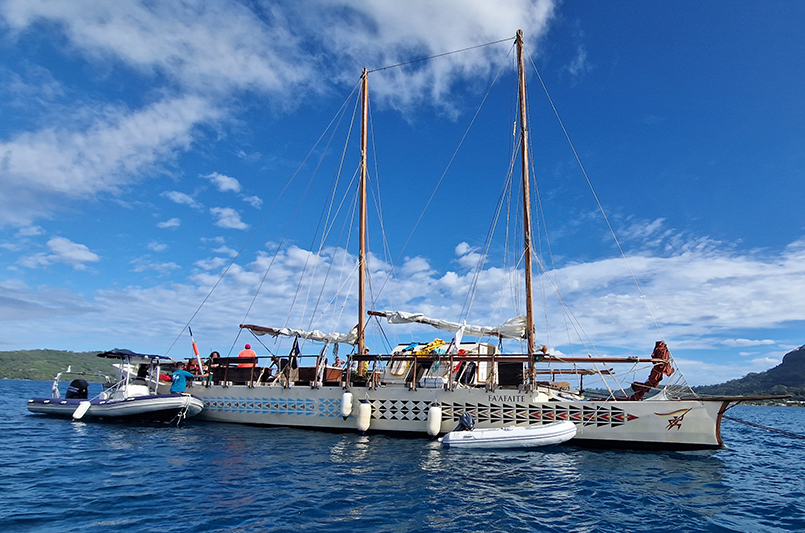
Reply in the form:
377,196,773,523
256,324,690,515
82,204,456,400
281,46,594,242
0,349,113,381
694,345,805,400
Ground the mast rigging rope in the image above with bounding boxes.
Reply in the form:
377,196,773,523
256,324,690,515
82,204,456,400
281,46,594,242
368,37,514,73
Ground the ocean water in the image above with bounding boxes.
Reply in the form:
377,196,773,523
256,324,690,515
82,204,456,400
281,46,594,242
2,379,805,533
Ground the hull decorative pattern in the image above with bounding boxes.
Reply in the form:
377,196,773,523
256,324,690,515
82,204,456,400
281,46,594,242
442,402,639,428
373,400,429,421
202,395,640,428
205,397,335,417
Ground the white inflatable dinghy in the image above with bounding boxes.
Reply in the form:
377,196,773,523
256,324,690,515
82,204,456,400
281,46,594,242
441,417,577,449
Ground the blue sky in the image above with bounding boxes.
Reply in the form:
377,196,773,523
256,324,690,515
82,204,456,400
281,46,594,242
1,1,804,386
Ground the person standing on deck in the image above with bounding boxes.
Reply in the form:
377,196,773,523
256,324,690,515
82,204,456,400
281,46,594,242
238,344,257,368
170,362,206,394
358,347,370,376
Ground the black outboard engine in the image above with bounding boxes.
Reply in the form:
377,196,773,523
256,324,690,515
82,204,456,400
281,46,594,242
455,413,475,432
66,379,89,399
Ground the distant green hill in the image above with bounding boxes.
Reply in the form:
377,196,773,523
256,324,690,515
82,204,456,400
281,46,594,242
693,345,805,400
0,349,115,381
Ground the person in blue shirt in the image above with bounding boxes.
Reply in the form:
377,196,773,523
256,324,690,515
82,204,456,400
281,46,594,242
170,361,204,394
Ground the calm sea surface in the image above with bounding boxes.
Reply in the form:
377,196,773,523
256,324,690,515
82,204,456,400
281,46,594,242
2,379,804,533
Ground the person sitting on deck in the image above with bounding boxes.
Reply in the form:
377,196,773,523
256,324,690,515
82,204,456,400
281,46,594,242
238,344,257,368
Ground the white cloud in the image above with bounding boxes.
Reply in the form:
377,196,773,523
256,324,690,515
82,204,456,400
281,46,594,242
455,242,472,256
243,195,263,209
131,258,180,275
1,0,555,107
17,252,52,269
47,236,99,268
0,243,21,252
750,356,782,368
213,246,238,258
3,63,65,104
454,241,485,269
157,218,181,229
15,225,44,237
0,95,219,226
210,207,248,230
314,0,556,110
0,0,556,226
194,257,229,271
567,44,591,77
203,172,241,193
721,338,776,348
0,0,314,96
18,236,100,270
162,191,201,209
0,280,94,324
1,235,805,386
148,242,168,252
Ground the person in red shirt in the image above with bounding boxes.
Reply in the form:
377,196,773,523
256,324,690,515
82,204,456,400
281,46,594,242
238,343,257,368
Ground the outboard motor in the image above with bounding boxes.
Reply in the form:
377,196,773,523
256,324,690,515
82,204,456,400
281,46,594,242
66,379,89,399
455,413,475,432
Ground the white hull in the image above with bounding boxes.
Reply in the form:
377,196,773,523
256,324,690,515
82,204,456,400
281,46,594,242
27,394,204,422
188,383,728,450
441,420,577,449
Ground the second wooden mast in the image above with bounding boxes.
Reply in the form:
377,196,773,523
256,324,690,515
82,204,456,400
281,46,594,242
357,68,368,357
517,30,538,387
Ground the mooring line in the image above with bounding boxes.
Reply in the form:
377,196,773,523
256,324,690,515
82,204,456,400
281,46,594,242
723,415,805,440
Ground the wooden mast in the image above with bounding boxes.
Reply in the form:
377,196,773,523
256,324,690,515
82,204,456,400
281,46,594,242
516,30,537,386
358,68,368,357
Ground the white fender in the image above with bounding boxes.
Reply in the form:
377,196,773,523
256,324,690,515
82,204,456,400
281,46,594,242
72,400,91,420
427,404,442,436
341,391,353,419
356,400,372,433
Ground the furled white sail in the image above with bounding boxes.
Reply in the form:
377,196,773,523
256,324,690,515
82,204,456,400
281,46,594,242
240,324,359,345
378,311,526,340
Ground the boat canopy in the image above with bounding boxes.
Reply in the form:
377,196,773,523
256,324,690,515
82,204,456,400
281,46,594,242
377,311,527,340
96,349,171,360
240,324,359,345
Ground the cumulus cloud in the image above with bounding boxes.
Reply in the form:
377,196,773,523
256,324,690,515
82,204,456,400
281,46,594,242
162,191,202,209
157,218,181,229
47,237,100,269
203,172,241,193
213,246,238,258
243,195,263,209
19,236,100,270
454,241,485,269
210,207,248,230
148,242,168,252
194,257,229,271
